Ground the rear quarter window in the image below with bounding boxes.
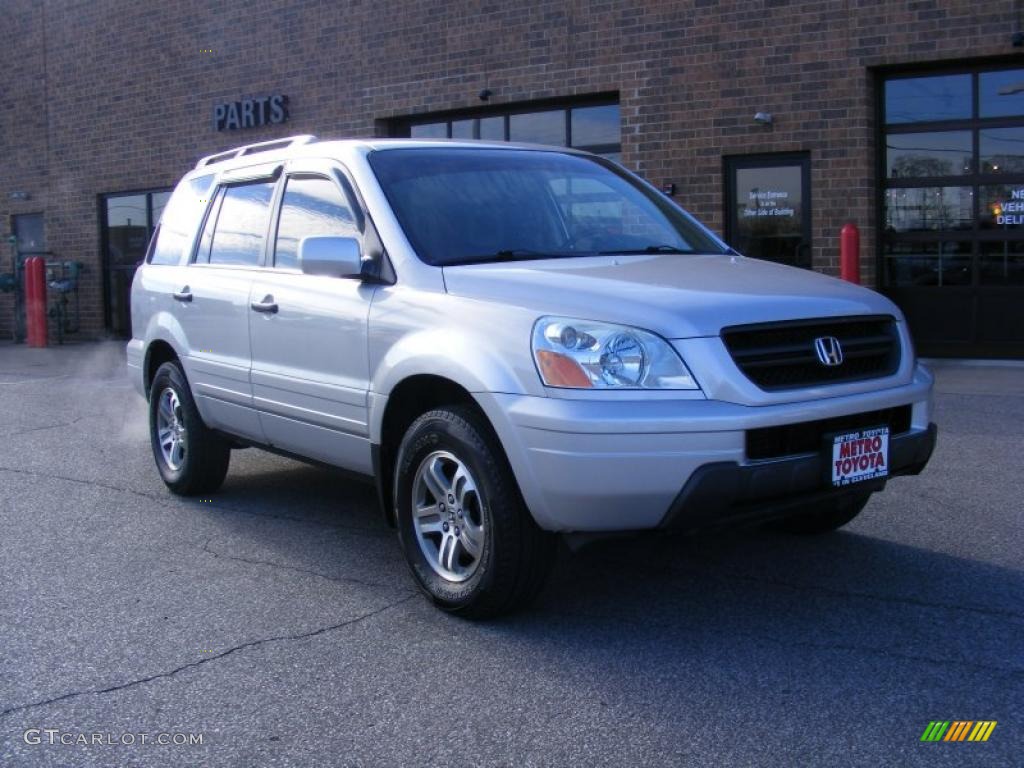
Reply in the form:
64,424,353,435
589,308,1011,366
147,175,215,265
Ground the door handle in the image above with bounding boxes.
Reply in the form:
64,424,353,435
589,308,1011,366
172,287,193,302
250,296,278,314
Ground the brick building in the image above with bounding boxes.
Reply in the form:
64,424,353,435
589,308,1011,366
2,0,1023,357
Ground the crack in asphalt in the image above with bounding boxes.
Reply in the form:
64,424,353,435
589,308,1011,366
0,416,86,438
198,536,408,592
0,594,418,720
0,466,389,537
719,569,1024,622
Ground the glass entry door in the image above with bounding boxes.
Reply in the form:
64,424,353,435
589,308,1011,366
101,189,170,337
725,153,812,268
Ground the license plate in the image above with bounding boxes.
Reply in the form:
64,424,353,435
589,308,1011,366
830,426,889,487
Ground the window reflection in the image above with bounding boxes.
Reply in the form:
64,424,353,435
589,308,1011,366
150,177,212,265
571,105,620,148
979,69,1024,118
980,127,1024,174
509,110,566,146
979,240,1024,284
885,74,971,124
884,187,973,232
274,177,357,270
208,182,275,266
451,119,473,139
411,123,447,139
406,103,621,156
884,241,972,287
886,131,971,177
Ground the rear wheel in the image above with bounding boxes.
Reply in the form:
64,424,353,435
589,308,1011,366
394,406,555,618
149,361,230,496
770,492,872,535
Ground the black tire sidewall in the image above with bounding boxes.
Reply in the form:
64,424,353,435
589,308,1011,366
394,411,505,611
148,361,207,492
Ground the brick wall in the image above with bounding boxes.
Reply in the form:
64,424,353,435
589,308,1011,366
0,0,1018,339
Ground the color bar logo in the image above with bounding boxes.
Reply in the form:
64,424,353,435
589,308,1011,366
920,721,997,742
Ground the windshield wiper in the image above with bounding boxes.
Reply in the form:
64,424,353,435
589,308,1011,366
598,245,692,255
453,249,583,265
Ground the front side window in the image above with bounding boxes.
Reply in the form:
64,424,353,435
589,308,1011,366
207,181,275,266
368,148,725,266
273,176,358,270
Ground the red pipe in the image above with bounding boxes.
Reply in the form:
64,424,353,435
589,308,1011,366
840,222,860,284
25,257,48,347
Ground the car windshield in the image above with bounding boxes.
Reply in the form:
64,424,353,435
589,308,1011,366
368,148,728,266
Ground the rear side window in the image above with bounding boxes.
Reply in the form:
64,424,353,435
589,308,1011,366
148,175,214,265
273,176,358,270
207,181,276,266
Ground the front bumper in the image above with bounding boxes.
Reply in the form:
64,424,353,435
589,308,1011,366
474,363,935,532
659,422,936,531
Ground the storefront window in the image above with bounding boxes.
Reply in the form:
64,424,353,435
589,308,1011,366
400,101,621,160
881,67,1024,355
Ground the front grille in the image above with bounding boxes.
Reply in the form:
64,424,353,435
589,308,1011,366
746,405,913,461
722,315,901,391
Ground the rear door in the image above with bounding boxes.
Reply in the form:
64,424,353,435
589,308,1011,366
247,162,376,472
175,169,279,442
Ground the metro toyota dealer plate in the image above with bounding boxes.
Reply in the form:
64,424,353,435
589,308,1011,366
830,427,889,487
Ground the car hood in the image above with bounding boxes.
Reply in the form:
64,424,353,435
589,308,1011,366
442,253,901,338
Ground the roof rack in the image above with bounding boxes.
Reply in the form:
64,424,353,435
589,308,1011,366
195,134,318,169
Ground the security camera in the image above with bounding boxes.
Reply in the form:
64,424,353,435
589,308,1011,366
1013,31,1024,47
479,89,493,102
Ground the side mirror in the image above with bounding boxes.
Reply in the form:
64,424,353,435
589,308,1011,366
298,236,363,279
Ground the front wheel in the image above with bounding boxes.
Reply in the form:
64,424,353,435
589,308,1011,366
149,361,231,496
770,491,872,535
394,406,555,618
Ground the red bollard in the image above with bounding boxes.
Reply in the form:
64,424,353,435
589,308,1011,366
24,257,48,347
840,222,860,284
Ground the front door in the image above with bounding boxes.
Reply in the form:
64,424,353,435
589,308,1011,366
248,168,376,473
725,153,812,269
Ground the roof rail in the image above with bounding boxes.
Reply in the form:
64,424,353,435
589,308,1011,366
195,135,318,169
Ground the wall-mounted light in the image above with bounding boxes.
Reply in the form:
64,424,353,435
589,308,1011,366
9,191,30,201
754,112,773,126
662,182,677,197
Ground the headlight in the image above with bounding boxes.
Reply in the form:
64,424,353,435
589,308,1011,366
532,316,699,390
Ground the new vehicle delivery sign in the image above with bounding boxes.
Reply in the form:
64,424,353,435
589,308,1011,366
831,427,889,487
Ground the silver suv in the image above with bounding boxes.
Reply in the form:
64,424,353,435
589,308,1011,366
129,135,937,616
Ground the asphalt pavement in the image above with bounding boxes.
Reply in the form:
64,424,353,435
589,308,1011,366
0,342,1020,767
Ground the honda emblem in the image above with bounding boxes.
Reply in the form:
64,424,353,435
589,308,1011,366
814,336,844,367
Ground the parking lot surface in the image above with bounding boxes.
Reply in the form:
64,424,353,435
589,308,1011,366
0,342,1021,767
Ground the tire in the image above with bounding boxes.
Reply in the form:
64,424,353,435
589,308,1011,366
394,406,555,618
149,361,231,496
770,491,872,535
